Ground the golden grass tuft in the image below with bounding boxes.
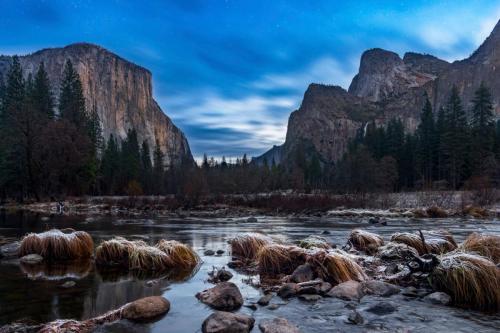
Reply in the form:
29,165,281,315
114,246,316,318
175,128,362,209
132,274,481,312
156,240,200,269
256,244,308,276
129,245,173,271
349,229,384,252
431,252,500,311
391,230,457,255
460,233,500,264
230,233,273,260
95,237,135,266
297,235,331,249
307,249,367,284
19,229,93,260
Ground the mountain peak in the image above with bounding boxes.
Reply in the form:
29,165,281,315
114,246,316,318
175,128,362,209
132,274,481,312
470,19,500,62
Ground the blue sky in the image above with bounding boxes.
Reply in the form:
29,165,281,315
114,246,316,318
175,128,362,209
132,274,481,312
1,0,500,160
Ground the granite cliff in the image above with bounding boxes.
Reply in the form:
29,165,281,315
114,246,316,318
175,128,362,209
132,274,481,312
256,19,500,166
0,43,193,166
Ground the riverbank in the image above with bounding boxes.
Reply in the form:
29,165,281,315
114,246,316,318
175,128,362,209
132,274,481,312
2,191,500,219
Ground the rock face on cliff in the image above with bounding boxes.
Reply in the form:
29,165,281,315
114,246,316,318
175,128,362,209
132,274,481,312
256,20,500,166
0,43,193,166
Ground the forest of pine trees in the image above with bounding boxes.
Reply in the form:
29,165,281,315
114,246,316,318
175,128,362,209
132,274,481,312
0,56,499,202
0,57,185,201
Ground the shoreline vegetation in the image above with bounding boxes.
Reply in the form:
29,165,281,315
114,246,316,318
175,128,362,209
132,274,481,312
3,190,499,219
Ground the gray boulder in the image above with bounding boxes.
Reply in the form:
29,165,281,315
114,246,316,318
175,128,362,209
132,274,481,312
202,311,254,333
196,282,243,311
259,317,300,333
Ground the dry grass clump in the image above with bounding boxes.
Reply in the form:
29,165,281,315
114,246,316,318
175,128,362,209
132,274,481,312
156,240,200,269
426,206,448,218
431,252,500,311
230,233,273,260
95,237,136,266
460,233,500,264
19,229,93,260
349,229,384,252
129,245,173,271
297,235,331,249
391,230,457,255
462,205,489,218
307,249,367,284
256,244,307,276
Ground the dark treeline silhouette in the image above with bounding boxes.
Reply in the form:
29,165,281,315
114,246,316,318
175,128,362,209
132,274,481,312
0,57,499,202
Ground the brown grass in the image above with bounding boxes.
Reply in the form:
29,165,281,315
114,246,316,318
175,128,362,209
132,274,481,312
256,244,308,276
156,240,200,269
230,233,273,260
431,252,500,311
19,229,93,260
391,230,457,255
307,249,367,284
129,245,173,271
297,235,331,249
349,229,384,252
460,233,500,264
95,237,135,266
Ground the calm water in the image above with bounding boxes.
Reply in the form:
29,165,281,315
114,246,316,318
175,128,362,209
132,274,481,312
0,211,499,332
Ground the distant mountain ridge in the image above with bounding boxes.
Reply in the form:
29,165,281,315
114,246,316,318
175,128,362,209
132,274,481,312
256,19,500,166
0,43,193,166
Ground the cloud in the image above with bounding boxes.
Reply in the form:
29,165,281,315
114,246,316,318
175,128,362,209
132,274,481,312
252,56,356,91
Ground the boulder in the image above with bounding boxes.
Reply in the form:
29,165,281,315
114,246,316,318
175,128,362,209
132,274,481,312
20,254,43,265
424,292,451,305
121,296,170,322
277,283,299,299
0,241,20,259
366,301,397,315
327,280,364,301
196,282,243,311
202,311,254,333
318,282,333,295
258,293,273,306
290,264,314,283
362,280,400,297
259,317,300,333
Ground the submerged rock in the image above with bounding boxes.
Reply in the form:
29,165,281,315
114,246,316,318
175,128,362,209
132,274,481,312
0,241,20,259
290,263,314,283
196,282,243,310
347,310,364,325
258,293,274,306
247,217,258,222
424,292,451,305
202,311,254,333
277,283,299,299
327,280,364,301
298,294,322,302
362,280,400,297
366,301,397,315
204,250,216,256
20,254,43,265
259,317,300,333
121,296,170,322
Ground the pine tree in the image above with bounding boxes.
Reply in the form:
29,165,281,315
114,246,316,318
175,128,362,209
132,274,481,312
416,95,435,186
470,83,495,175
140,140,153,193
441,86,469,189
152,140,165,194
100,135,120,194
87,104,103,153
59,60,87,129
120,129,141,192
32,62,54,119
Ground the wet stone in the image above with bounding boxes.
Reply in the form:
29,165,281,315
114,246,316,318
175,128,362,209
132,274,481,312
216,249,225,255
0,241,20,259
121,296,170,322
60,281,76,288
258,293,273,306
247,217,258,222
366,301,397,315
298,294,322,302
347,310,364,325
196,282,243,311
259,317,300,333
278,283,299,299
424,292,451,305
204,250,216,256
327,280,364,301
402,287,418,297
290,263,315,283
202,311,254,333
362,280,400,297
20,254,43,265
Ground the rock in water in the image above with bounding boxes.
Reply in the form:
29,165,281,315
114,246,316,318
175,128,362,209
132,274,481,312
196,282,243,310
20,254,43,264
290,263,315,283
0,241,20,259
259,318,300,333
202,311,254,333
327,280,364,301
362,280,400,297
366,301,397,315
0,43,193,166
347,310,364,325
424,292,451,305
277,283,299,299
121,296,170,322
60,281,76,289
258,293,273,306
